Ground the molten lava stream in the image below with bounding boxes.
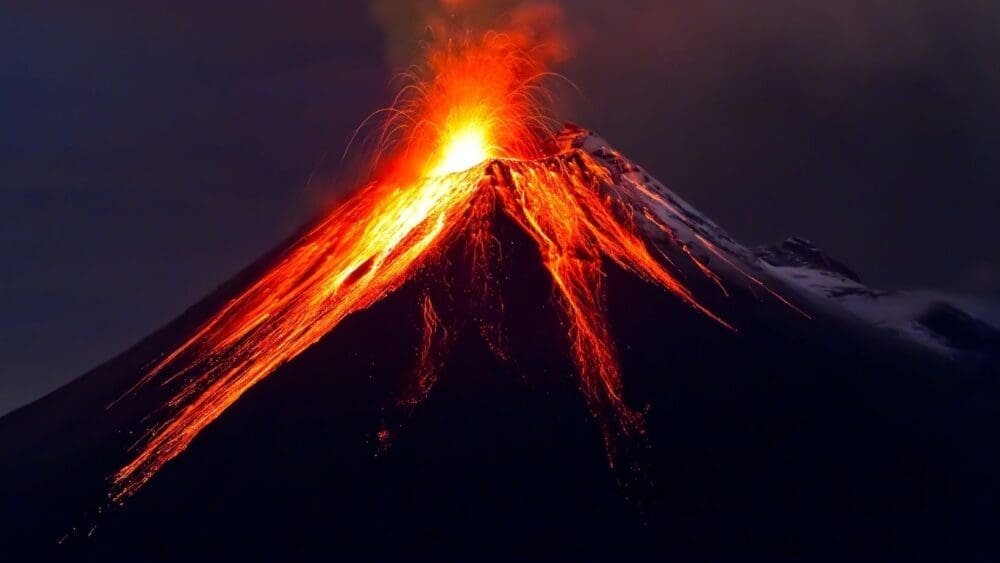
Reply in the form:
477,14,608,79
110,166,486,502
491,155,735,446
108,28,747,503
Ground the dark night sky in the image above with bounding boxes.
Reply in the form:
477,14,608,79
2,1,998,414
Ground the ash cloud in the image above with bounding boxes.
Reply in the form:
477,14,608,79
369,0,571,70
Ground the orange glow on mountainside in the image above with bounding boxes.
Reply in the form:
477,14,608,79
107,29,797,504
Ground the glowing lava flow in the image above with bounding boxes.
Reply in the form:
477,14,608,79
110,167,487,501
491,154,734,443
107,33,792,503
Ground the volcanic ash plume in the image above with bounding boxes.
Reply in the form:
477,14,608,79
369,0,570,71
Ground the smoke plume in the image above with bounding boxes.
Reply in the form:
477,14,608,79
369,0,570,70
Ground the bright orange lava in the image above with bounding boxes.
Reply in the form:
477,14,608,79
107,33,787,503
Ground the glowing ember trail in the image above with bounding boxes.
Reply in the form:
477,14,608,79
108,30,797,503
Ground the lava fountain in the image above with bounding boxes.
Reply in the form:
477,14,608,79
107,26,782,504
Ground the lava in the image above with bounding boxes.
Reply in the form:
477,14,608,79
108,28,793,503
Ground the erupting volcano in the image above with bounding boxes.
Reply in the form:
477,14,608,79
3,6,998,558
107,31,797,503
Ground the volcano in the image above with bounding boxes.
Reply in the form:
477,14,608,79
2,125,998,558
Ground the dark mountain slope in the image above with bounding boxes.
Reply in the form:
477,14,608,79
1,132,997,559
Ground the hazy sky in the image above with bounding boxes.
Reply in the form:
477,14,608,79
2,1,998,414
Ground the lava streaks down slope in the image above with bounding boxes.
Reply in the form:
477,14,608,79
5,122,997,555
108,107,795,505
99,25,818,505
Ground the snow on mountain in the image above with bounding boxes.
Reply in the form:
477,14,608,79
568,126,999,357
755,239,1000,356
